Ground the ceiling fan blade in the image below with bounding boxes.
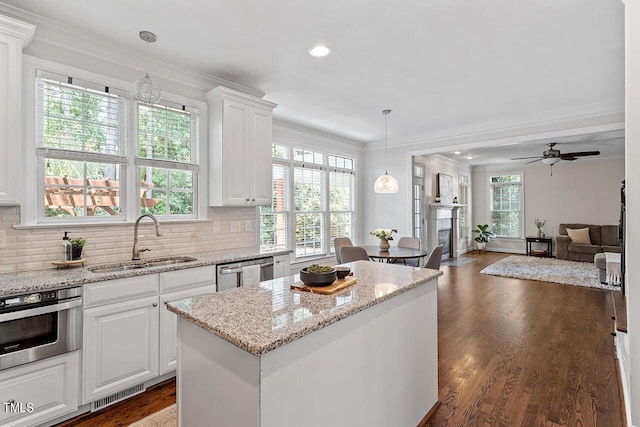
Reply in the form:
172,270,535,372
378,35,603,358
511,156,543,160
562,157,577,161
560,151,600,158
525,158,543,165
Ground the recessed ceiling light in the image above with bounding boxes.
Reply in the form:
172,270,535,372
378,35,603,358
454,151,461,155
466,156,473,160
309,45,331,57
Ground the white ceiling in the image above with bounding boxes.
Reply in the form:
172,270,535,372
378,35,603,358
0,0,625,155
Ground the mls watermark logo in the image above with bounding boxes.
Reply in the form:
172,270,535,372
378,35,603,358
3,401,34,413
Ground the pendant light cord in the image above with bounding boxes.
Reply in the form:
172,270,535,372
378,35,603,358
383,109,391,174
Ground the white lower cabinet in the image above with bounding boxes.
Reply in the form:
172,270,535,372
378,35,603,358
0,351,79,427
82,295,159,404
82,266,215,405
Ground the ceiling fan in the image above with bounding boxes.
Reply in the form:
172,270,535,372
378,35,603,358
511,143,600,175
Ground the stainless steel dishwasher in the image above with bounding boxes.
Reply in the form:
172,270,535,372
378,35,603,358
216,257,274,291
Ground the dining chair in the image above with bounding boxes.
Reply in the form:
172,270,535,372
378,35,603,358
397,236,421,266
339,246,370,263
334,237,353,264
424,245,444,270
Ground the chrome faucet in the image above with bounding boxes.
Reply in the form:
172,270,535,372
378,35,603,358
132,214,162,260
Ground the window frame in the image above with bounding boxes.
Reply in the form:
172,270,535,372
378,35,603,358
26,59,206,226
259,143,356,262
488,172,524,238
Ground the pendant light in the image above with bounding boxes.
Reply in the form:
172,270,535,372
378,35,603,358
133,31,161,104
374,109,399,193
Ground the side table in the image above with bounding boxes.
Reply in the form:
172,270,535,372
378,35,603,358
525,236,553,257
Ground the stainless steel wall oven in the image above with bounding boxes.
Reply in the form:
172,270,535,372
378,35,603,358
0,287,82,371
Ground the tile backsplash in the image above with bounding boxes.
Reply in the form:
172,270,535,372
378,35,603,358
0,206,258,273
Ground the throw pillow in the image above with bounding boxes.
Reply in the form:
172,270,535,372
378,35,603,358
567,227,591,245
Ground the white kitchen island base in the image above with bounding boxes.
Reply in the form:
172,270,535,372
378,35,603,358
176,278,438,427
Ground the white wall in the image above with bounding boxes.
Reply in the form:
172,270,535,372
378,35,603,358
472,157,624,254
625,0,640,424
362,145,413,245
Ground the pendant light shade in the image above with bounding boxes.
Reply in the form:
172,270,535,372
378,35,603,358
134,73,161,104
374,172,399,193
374,109,399,193
133,31,161,104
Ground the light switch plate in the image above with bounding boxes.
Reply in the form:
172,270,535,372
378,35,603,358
0,230,6,249
230,221,242,232
244,221,254,232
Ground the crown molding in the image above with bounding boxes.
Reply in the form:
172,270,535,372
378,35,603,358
365,99,625,152
0,12,34,43
273,119,365,155
427,154,471,170
0,3,264,98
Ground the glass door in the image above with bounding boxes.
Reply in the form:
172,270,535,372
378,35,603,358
412,161,425,247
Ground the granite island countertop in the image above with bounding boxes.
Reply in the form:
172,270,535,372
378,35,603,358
0,248,291,296
166,261,442,356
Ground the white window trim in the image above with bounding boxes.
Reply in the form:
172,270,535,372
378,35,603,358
488,171,525,238
261,144,357,262
20,55,208,226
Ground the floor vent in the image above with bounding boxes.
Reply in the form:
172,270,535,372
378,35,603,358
91,383,146,412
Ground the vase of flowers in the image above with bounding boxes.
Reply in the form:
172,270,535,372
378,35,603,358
534,218,546,238
370,228,397,251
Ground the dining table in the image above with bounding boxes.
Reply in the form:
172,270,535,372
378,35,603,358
362,245,430,264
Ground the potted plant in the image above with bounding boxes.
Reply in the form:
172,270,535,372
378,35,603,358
69,237,86,260
472,224,495,252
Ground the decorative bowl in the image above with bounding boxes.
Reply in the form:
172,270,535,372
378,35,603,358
300,267,337,287
335,266,351,279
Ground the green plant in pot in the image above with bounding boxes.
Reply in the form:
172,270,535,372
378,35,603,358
472,224,495,252
69,237,86,260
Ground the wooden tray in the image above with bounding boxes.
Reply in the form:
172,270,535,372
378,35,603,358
52,258,86,268
291,276,357,295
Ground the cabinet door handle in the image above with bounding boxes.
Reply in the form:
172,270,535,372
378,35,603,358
152,303,158,307
252,198,256,201
245,198,250,202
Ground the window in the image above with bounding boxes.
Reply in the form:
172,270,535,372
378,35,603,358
37,73,127,220
259,144,355,260
36,69,200,222
489,174,522,237
458,175,469,239
137,103,199,217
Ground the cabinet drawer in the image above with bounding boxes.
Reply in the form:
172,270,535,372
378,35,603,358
0,351,79,427
160,266,215,293
84,275,159,308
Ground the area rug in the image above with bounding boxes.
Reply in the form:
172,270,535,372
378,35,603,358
128,404,176,427
480,255,619,291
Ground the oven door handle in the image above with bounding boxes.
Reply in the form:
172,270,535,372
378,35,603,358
0,299,82,322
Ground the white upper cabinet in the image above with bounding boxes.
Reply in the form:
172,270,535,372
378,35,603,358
206,86,277,206
0,16,34,205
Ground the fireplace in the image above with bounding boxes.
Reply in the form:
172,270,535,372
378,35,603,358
427,203,462,259
437,219,452,258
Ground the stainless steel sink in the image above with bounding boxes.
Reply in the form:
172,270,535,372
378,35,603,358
88,256,198,273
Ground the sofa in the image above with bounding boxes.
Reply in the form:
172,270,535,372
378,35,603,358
556,223,621,262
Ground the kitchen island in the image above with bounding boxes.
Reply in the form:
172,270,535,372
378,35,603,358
167,260,442,427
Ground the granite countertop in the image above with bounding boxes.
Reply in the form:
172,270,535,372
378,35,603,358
166,261,442,356
0,248,291,297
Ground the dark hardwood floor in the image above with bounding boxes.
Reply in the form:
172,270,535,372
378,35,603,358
57,252,623,427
